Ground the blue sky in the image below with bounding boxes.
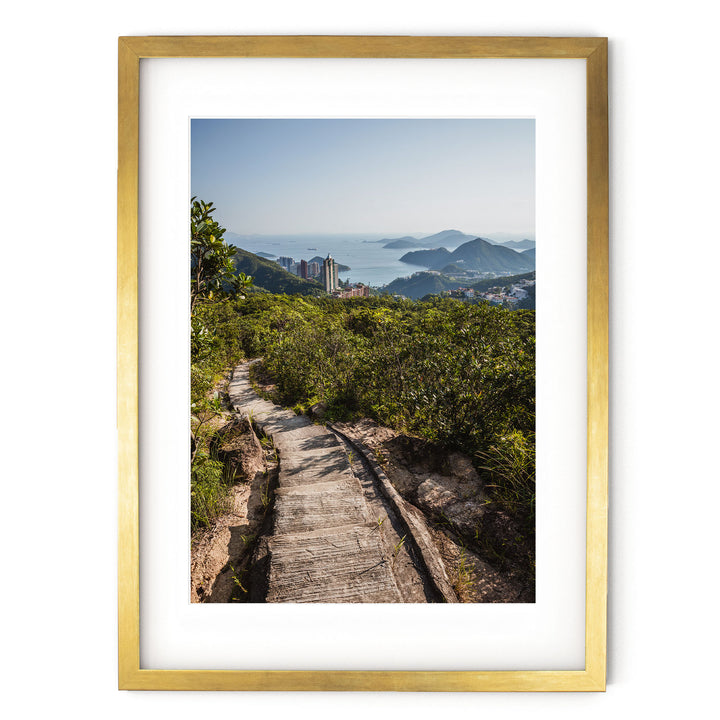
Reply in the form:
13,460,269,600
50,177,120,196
191,118,534,235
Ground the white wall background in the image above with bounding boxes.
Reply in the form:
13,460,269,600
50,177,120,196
1,1,718,717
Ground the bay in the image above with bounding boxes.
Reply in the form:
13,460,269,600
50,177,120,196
237,233,451,288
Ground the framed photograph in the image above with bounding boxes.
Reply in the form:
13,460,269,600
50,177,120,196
118,36,608,691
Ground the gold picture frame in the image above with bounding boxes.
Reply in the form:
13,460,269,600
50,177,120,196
118,35,608,691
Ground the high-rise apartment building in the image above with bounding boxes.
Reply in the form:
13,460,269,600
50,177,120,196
322,254,338,293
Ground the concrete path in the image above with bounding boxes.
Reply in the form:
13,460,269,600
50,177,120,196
228,362,404,603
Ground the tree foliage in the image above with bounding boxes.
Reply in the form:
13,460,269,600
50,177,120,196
189,198,253,531
231,294,535,457
190,197,252,310
232,247,323,296
221,293,535,532
186,198,535,535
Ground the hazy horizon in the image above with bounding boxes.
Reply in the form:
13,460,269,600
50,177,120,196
191,119,535,236
224,229,536,241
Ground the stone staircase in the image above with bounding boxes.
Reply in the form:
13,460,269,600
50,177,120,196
228,362,403,603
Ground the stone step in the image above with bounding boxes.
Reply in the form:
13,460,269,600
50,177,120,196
229,362,407,603
266,524,402,603
278,453,357,487
273,481,372,534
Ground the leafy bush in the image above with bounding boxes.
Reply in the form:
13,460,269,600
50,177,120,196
191,291,535,530
234,294,535,456
190,296,248,530
191,297,246,406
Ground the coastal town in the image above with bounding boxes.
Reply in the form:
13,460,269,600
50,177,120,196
444,275,535,306
276,253,370,299
275,251,534,306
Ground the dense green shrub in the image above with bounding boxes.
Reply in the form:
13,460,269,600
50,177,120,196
191,292,535,526
190,297,248,530
234,294,535,456
191,298,246,406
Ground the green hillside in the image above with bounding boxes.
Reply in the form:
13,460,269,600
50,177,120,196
232,248,323,296
399,247,452,268
437,263,472,275
382,272,462,299
446,238,534,273
400,238,534,275
469,271,536,293
516,284,536,310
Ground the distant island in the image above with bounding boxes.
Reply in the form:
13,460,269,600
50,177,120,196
400,237,534,275
381,229,479,250
382,238,423,249
498,238,535,251
379,230,536,252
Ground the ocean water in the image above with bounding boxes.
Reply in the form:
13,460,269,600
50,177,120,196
241,234,453,288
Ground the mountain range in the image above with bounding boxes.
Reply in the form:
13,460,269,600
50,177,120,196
227,228,535,254
380,229,536,252
381,229,480,250
483,231,536,245
400,237,535,274
499,238,535,250
381,236,422,249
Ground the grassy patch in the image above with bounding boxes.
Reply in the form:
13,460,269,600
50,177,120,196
476,430,535,525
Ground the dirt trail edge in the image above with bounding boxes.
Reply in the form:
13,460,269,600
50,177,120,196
229,361,450,603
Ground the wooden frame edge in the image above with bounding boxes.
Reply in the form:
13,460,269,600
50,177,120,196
117,35,609,692
119,669,604,692
585,38,609,692
118,36,141,688
119,35,605,59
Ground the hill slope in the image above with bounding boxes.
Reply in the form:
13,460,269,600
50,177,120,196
381,236,423,249
420,229,478,246
399,247,452,268
498,239,536,251
232,248,323,295
400,237,535,274
386,229,480,249
469,271,535,293
445,238,534,273
381,272,463,299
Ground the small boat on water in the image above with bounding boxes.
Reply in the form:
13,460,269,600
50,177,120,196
307,247,317,250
